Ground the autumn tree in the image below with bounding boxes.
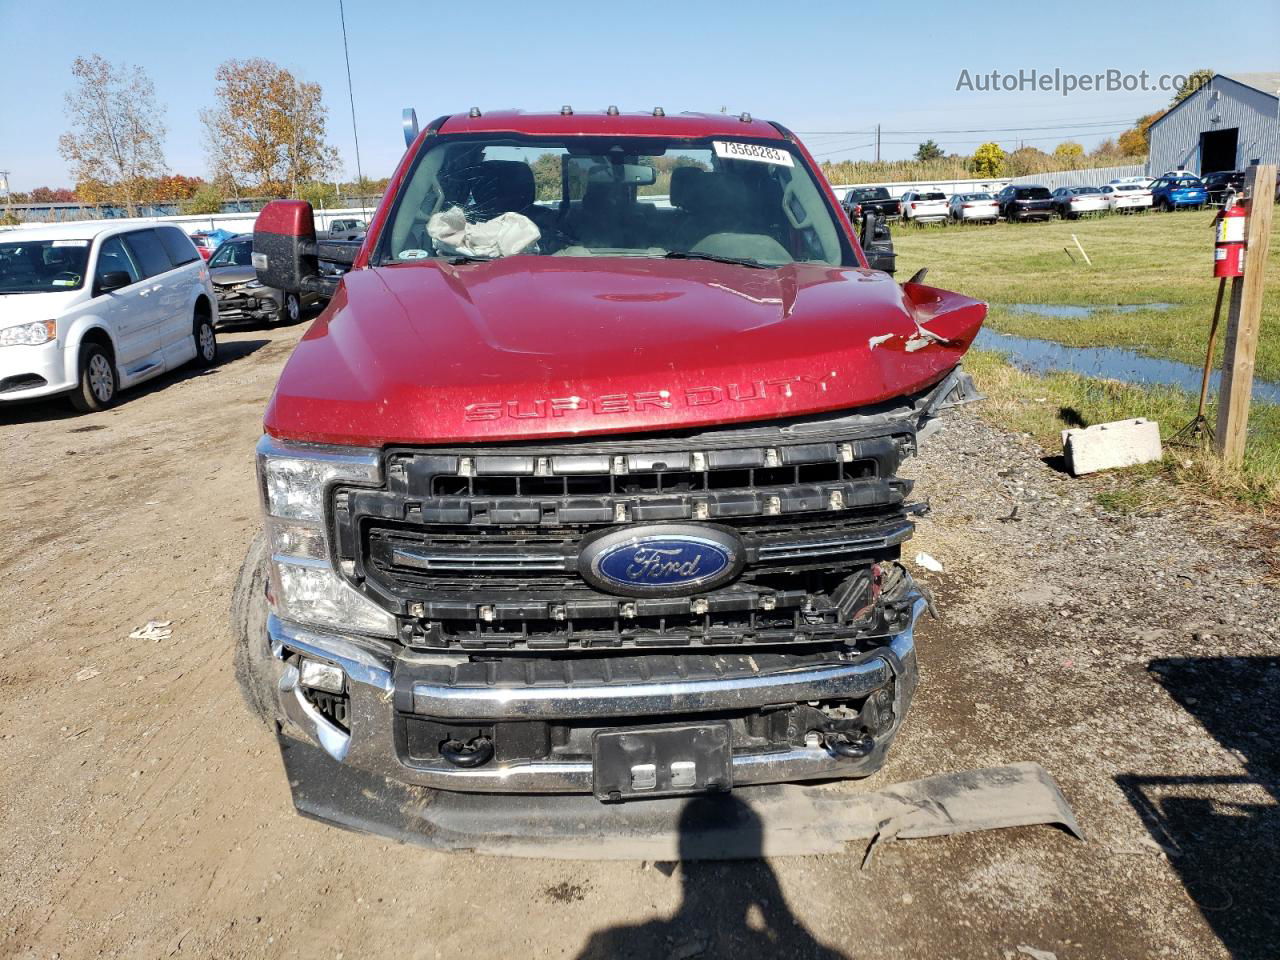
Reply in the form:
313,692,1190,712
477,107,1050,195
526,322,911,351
201,58,339,197
1052,141,1085,168
1117,110,1165,157
1173,68,1213,104
1006,146,1053,177
913,140,944,163
969,142,1006,177
28,186,77,203
58,55,168,216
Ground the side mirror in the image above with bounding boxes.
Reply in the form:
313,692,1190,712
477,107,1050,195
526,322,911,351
253,200,361,297
859,212,896,275
98,271,132,293
253,200,319,293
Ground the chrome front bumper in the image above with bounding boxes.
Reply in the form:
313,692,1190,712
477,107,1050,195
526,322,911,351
267,597,923,795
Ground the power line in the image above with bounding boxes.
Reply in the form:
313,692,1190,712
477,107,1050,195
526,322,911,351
338,0,366,218
798,116,1137,136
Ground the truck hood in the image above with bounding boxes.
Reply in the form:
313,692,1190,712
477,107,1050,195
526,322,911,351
264,257,986,446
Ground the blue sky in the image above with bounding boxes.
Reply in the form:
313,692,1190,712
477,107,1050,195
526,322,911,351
1,0,1276,191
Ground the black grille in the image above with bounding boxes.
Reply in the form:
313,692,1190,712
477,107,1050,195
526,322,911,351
327,388,960,651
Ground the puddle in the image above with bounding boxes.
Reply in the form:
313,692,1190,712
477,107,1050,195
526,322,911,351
1006,302,1177,318
974,328,1280,405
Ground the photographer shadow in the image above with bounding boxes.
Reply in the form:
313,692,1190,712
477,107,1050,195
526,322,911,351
575,794,850,960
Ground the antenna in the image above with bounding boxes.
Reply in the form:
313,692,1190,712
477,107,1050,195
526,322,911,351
338,0,368,219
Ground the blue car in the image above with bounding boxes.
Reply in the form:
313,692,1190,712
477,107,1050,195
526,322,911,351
1149,174,1207,212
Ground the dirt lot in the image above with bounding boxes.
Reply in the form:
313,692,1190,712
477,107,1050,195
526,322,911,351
2,321,1277,960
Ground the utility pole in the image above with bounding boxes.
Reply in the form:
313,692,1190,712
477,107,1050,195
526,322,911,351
1215,163,1277,467
875,125,880,163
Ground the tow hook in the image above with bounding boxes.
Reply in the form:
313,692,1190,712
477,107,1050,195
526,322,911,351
440,736,495,768
823,732,875,759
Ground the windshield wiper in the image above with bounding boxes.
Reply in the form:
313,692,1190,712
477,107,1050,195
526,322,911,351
446,254,494,265
664,251,768,269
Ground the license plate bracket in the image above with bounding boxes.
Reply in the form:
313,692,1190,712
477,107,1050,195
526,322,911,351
592,723,732,802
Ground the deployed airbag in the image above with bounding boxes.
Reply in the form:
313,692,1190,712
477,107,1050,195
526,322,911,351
427,206,540,258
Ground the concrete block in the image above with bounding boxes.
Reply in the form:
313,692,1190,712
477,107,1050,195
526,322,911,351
1061,418,1162,476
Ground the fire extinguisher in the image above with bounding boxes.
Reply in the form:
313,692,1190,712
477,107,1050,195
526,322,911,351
1213,201,1247,278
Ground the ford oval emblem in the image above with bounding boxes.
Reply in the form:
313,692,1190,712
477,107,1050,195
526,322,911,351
579,524,743,597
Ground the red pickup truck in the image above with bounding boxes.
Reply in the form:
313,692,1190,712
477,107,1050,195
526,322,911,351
235,108,986,853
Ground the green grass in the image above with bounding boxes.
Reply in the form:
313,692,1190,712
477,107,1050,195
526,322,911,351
893,209,1280,382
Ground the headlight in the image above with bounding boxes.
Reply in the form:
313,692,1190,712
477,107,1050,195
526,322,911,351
257,436,395,637
0,320,56,347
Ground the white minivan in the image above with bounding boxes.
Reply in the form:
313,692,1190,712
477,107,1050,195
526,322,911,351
0,221,219,411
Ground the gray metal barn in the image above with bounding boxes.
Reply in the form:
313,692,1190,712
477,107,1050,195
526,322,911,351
1148,72,1279,176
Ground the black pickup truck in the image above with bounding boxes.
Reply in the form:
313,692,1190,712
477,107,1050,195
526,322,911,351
841,186,901,221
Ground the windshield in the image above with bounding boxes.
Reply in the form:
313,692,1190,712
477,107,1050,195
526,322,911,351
209,239,253,267
0,239,90,293
379,135,855,268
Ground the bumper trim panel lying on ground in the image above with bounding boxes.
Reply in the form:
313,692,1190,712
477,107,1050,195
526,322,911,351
279,736,1082,859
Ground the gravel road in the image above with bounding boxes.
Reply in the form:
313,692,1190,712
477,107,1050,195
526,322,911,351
1,322,1276,959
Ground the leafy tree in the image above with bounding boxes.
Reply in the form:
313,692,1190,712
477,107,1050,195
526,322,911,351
913,140,944,163
28,186,78,203
137,174,205,202
201,58,339,197
58,55,168,217
969,142,1006,177
298,181,340,208
1006,146,1053,177
1052,141,1085,168
1117,111,1165,157
1173,68,1213,105
179,184,226,215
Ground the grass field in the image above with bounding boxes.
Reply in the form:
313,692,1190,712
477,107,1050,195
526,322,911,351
891,208,1280,506
893,208,1280,381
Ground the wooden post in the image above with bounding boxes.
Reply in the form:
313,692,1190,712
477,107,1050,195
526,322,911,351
1215,164,1277,467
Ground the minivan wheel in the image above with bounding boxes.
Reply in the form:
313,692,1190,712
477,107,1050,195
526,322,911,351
69,342,117,413
194,308,218,367
278,292,300,324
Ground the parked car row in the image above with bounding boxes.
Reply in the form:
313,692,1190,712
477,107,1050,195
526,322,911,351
843,168,1244,227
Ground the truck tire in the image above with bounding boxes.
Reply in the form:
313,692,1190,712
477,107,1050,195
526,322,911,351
231,532,277,728
277,292,301,325
68,341,117,413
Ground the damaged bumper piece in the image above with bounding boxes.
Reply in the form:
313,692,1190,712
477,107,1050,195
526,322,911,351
270,592,924,799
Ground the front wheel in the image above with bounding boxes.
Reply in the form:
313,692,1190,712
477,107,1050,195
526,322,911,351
68,342,117,413
231,533,276,728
